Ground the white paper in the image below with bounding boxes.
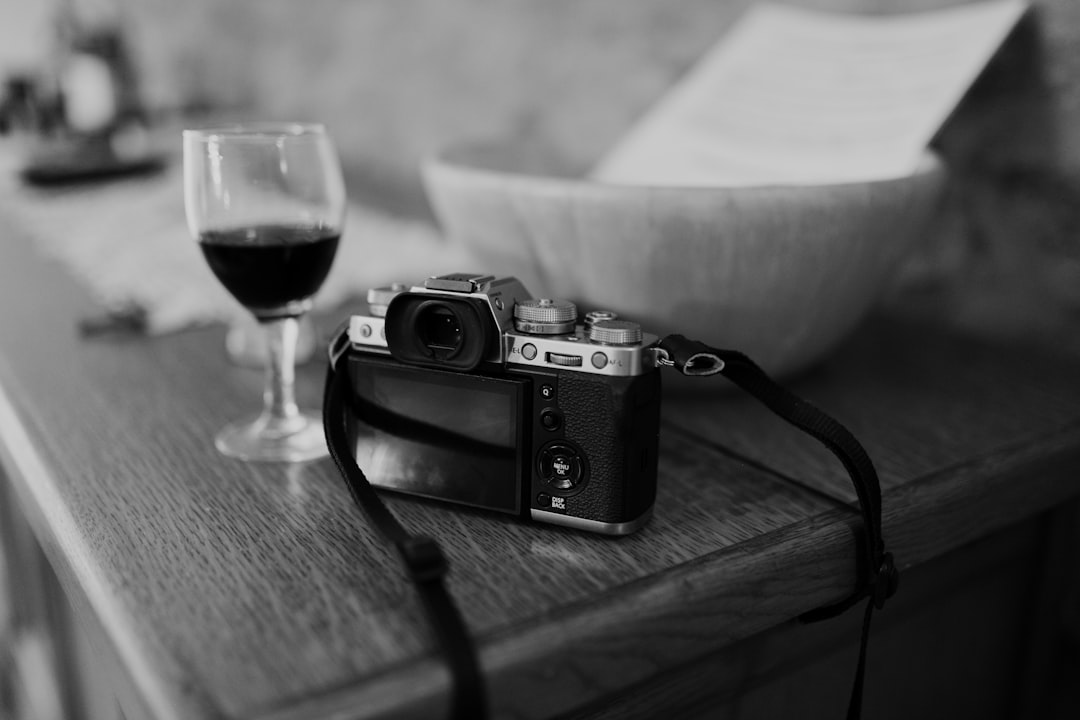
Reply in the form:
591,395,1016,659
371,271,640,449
591,0,1029,187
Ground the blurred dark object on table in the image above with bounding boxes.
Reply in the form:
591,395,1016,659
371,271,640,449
0,74,65,136
0,1,164,186
16,132,164,186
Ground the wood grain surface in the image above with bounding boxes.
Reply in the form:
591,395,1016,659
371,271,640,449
2,183,1080,720
566,516,1049,720
0,200,840,720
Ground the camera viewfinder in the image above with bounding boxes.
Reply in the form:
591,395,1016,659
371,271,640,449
385,294,493,371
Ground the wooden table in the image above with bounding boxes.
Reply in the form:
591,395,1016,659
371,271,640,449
1,182,1079,720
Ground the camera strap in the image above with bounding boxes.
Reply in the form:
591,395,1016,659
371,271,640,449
655,334,898,720
322,330,897,720
323,349,488,720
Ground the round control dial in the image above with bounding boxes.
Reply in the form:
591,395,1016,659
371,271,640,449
588,319,643,346
538,442,586,491
514,298,577,335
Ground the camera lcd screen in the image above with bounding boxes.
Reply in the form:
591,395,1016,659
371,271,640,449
349,361,526,514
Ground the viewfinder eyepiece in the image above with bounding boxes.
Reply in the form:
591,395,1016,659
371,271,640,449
418,304,463,352
384,293,493,371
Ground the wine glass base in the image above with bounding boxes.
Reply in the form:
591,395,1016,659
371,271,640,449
214,412,328,462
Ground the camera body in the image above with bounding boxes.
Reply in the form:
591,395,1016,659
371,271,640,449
339,273,662,535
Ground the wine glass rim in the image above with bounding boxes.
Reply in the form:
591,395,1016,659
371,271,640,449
183,122,328,140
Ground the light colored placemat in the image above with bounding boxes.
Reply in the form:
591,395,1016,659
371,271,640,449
2,159,472,334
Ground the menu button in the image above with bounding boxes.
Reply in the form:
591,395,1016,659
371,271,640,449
538,442,586,491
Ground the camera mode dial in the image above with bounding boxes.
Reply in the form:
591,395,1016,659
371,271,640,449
588,319,643,346
514,298,577,335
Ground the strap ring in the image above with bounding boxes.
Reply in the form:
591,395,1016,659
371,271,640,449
653,346,725,376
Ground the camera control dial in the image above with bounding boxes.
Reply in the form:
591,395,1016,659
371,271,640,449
514,298,577,335
588,319,643,346
538,442,586,491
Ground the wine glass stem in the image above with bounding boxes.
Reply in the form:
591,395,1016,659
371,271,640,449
262,316,301,429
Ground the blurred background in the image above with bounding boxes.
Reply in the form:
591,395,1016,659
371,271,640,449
2,0,1078,352
0,1,1078,718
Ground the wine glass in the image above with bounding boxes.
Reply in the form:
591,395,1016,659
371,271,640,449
182,123,346,462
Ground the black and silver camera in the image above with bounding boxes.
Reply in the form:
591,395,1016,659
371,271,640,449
331,272,662,535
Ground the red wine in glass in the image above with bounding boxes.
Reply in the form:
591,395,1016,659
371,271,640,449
183,122,347,462
199,224,340,317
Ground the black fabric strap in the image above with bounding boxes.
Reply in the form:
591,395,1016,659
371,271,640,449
657,334,898,720
323,329,894,720
323,354,488,720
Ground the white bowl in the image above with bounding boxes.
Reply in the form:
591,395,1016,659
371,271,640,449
423,142,946,377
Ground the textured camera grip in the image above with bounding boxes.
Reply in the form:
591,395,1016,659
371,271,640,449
557,371,659,523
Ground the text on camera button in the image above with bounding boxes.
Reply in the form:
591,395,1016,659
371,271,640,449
540,384,555,401
555,454,583,489
538,442,586,490
548,453,577,489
